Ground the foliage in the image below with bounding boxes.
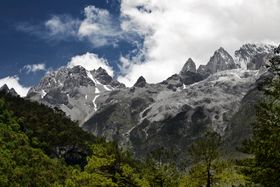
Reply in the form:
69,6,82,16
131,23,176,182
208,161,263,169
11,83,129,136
0,98,71,186
188,131,221,187
240,46,280,186
0,92,97,167
180,160,247,187
64,142,150,187
143,147,180,187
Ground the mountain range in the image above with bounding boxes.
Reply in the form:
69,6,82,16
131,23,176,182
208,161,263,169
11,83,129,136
3,43,274,159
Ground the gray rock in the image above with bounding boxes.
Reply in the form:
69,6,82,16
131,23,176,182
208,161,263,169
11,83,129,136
26,43,276,161
180,58,196,75
199,47,237,77
0,84,19,97
235,43,275,69
134,76,147,87
27,65,125,123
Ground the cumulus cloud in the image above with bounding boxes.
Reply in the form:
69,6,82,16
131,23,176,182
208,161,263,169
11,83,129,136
22,63,46,74
67,52,114,76
18,5,125,47
45,15,80,39
0,76,30,97
117,0,280,86
77,6,122,47
16,1,280,87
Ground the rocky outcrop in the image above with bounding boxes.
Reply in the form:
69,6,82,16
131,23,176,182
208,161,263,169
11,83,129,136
198,47,238,77
27,65,125,123
134,76,147,88
0,84,19,97
27,43,277,160
235,44,275,70
180,58,197,74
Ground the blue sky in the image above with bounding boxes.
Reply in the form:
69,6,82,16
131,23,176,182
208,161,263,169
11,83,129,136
1,0,280,96
0,0,137,86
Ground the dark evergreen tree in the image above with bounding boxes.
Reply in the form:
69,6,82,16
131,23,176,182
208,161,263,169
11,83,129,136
188,131,222,187
241,45,280,186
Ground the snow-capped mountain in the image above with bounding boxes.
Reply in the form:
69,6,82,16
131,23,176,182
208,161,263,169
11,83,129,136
198,47,238,77
27,66,124,123
235,43,274,69
27,43,276,159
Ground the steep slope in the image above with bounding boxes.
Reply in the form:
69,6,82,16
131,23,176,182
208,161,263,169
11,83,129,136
161,58,204,90
0,84,19,97
28,43,276,159
235,43,274,69
198,47,238,77
27,66,124,123
83,69,260,158
82,44,275,158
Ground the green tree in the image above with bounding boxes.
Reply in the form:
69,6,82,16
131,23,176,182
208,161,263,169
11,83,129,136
65,142,150,187
241,45,280,186
187,131,222,187
143,147,180,187
0,98,71,186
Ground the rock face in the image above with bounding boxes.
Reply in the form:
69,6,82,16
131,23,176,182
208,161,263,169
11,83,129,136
134,76,147,88
0,84,19,97
27,66,124,123
28,43,276,159
161,58,204,91
198,47,238,77
83,69,260,158
180,58,197,74
235,44,274,70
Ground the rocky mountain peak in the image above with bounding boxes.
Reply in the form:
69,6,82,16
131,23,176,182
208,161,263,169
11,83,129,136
134,76,146,87
180,58,196,75
212,47,235,66
92,67,113,85
217,47,227,53
0,84,19,96
0,84,9,92
27,65,125,123
198,47,237,77
235,43,275,69
95,67,108,75
71,65,88,75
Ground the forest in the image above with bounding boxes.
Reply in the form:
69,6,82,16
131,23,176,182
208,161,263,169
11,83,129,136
0,49,280,186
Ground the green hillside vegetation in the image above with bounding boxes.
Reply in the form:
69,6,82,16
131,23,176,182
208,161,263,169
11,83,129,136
0,46,279,186
0,92,249,186
238,47,280,186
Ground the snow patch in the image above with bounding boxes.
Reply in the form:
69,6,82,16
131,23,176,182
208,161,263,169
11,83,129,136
104,85,112,91
92,95,100,111
86,71,95,83
95,87,100,94
41,90,47,98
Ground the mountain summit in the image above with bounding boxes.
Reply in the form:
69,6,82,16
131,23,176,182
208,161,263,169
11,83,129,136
27,43,276,159
198,47,237,77
180,58,196,75
0,84,19,97
27,65,124,123
235,43,274,69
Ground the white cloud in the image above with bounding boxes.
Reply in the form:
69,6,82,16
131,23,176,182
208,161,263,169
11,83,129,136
22,63,46,74
18,5,124,47
0,76,30,97
67,52,114,76
16,1,280,87
43,5,123,47
77,6,122,47
118,0,280,86
45,16,80,39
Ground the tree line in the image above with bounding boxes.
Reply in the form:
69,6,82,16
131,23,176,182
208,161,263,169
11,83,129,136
0,46,280,186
